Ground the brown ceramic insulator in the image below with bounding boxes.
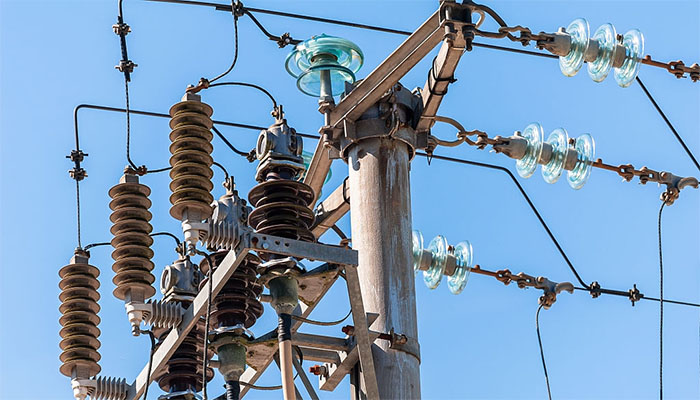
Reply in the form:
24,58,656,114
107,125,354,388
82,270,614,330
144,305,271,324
154,319,213,393
168,99,215,221
248,180,315,243
109,174,156,301
58,249,102,378
200,251,264,329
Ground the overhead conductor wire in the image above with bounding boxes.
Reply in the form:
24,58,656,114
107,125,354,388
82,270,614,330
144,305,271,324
658,201,666,400
536,304,552,400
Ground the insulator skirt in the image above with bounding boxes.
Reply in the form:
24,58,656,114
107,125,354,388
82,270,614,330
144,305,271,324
248,180,315,242
58,253,101,378
109,175,156,300
201,251,264,329
168,100,215,221
154,319,213,393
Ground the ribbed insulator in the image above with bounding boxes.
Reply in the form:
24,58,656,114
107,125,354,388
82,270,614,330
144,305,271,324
248,180,315,242
203,219,237,250
59,250,101,378
168,97,215,222
90,376,128,400
154,320,213,393
109,173,156,301
201,251,264,329
143,299,183,329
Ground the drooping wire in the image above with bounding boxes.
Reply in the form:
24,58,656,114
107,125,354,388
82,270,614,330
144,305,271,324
139,329,157,400
291,309,352,326
636,77,699,172
211,125,255,160
208,1,239,84
658,201,666,400
536,304,552,400
150,231,182,247
207,82,278,110
212,161,230,182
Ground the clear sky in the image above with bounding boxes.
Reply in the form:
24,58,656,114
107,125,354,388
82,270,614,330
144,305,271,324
1,0,699,399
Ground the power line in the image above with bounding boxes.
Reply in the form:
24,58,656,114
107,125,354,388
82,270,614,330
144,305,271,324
536,304,552,400
658,202,666,400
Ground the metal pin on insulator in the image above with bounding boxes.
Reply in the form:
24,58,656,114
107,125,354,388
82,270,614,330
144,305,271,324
59,249,102,400
168,92,215,247
108,171,155,333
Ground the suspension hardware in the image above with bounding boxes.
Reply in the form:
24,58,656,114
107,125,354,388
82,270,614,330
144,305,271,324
168,92,215,247
67,150,89,181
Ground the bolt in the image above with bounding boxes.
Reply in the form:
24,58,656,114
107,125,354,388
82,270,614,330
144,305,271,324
262,242,269,249
341,325,355,336
309,365,327,376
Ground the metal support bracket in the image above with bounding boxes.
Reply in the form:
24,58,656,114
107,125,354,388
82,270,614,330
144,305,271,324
311,179,351,239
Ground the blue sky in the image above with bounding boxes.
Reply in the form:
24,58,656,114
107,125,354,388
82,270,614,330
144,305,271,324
1,0,698,399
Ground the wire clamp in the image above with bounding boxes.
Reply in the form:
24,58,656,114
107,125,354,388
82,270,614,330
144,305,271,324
628,284,642,306
66,149,88,181
112,22,131,36
589,281,602,299
115,60,137,74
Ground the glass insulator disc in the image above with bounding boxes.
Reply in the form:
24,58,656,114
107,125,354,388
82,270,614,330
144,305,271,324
614,29,644,88
516,123,544,179
285,34,364,97
411,230,424,273
424,235,448,289
542,128,569,184
447,241,473,295
559,18,589,77
588,23,617,82
300,151,332,184
567,133,595,189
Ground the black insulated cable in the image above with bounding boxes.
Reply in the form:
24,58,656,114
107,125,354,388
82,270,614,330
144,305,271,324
636,77,700,172
242,9,301,47
208,0,240,84
278,313,293,342
416,151,590,289
658,201,666,400
536,304,552,400
207,81,278,109
140,329,157,400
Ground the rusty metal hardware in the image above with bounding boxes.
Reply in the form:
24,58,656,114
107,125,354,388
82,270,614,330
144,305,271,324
592,159,699,205
468,20,699,82
429,118,699,203
470,265,573,309
641,55,700,82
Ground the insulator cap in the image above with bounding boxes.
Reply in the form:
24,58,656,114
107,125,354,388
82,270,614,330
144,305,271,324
109,173,155,301
59,249,101,378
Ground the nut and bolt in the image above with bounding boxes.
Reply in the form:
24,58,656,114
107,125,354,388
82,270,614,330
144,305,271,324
309,365,328,376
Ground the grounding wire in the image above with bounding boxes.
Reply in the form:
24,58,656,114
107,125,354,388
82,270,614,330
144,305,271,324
658,201,666,400
536,304,552,400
